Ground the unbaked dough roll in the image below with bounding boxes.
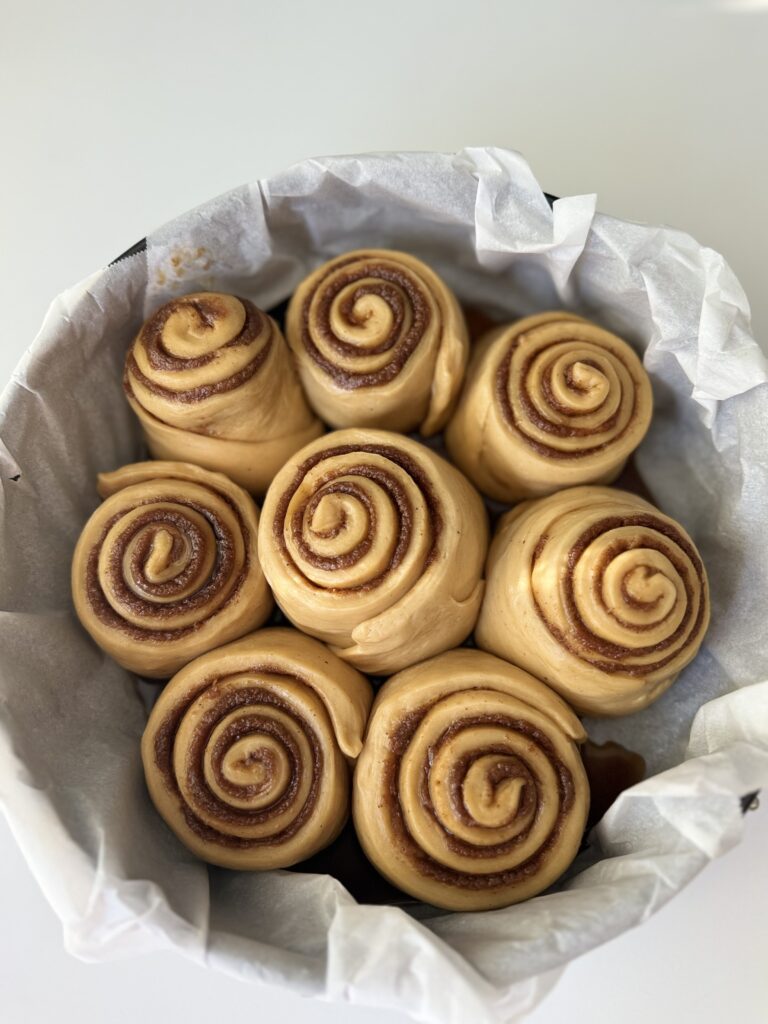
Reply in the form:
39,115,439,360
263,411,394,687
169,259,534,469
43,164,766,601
285,249,469,434
445,312,653,501
258,429,489,674
353,648,589,911
476,486,710,716
142,628,373,869
124,292,323,495
71,461,272,678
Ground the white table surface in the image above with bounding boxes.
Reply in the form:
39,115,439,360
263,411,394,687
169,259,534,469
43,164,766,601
1,3,766,1022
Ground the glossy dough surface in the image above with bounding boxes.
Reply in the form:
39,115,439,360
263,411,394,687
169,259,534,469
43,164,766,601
71,461,272,678
476,486,710,716
285,249,469,435
142,628,373,869
445,313,653,501
258,429,489,674
124,292,323,495
353,649,589,911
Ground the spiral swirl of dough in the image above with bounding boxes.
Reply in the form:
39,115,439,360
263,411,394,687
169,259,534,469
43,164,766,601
352,649,589,911
285,250,469,435
258,429,489,674
71,461,272,678
124,292,323,495
476,486,710,716
445,313,653,502
142,628,373,869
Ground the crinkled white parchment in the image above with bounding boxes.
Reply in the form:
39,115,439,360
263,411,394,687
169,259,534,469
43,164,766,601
1,148,767,1024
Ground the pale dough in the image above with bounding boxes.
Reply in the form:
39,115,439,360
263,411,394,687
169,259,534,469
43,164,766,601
353,648,589,911
142,627,373,869
285,250,469,435
445,312,653,501
71,460,273,678
476,486,710,716
124,292,323,495
258,428,489,674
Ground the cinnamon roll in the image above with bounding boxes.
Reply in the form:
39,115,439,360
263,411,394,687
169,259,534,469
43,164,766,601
445,313,653,501
258,429,488,674
71,461,272,678
353,649,589,911
124,292,323,495
476,486,710,716
142,628,373,869
284,250,469,435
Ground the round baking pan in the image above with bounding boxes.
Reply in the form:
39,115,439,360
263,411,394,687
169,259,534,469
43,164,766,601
106,195,758,906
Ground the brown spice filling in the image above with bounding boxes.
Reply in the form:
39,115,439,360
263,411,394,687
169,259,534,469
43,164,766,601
332,282,407,356
193,712,303,818
539,358,608,418
588,537,686,638
445,748,535,831
84,491,248,642
300,255,433,388
495,332,637,458
109,508,224,608
125,296,272,403
290,467,415,585
382,705,575,889
273,443,442,587
155,675,322,849
618,568,665,613
126,528,194,599
530,514,708,674
292,479,379,572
